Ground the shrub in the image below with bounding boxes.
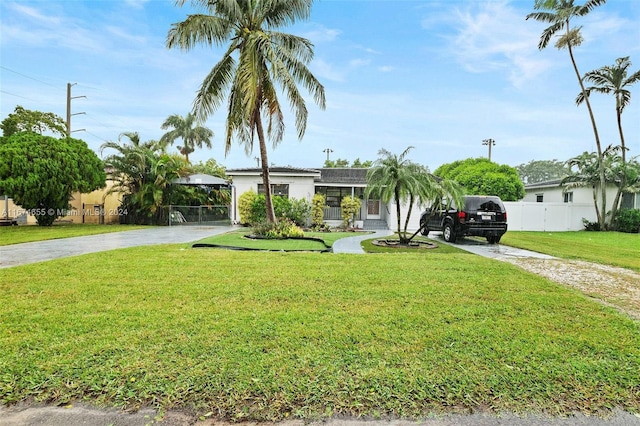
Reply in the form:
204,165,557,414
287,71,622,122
310,198,329,231
311,194,326,229
247,194,310,226
238,189,257,225
286,198,312,227
582,218,601,231
252,218,304,239
341,196,361,229
613,208,640,233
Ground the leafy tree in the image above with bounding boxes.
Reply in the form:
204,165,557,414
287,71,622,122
576,56,640,221
323,158,349,168
434,158,525,201
366,147,464,244
0,132,105,225
516,159,569,184
324,158,372,168
191,158,227,179
351,158,373,168
101,133,191,224
527,0,608,228
1,106,67,137
160,113,214,163
167,0,326,224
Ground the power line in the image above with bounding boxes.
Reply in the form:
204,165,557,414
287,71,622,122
0,66,59,88
0,90,37,102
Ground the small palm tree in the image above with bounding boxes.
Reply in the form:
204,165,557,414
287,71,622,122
101,133,190,224
576,56,640,222
366,147,463,245
527,0,607,229
160,113,214,163
167,0,325,223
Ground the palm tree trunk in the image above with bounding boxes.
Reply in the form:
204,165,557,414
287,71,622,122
610,108,627,226
402,193,415,242
254,112,276,223
568,40,606,229
591,184,601,228
394,188,403,242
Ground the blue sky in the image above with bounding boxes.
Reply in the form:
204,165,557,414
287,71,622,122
1,0,639,172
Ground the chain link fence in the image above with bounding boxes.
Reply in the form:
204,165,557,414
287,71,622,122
168,205,231,226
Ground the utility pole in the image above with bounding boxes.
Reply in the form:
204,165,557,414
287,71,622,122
323,148,333,162
482,138,495,161
66,83,86,136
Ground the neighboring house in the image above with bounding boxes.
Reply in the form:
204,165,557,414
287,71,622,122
513,179,640,231
523,179,639,209
2,179,123,225
227,167,388,229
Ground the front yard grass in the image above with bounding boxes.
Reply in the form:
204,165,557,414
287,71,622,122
1,245,639,420
0,224,148,246
501,231,640,271
194,230,367,251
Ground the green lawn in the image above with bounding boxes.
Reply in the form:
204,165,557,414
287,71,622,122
1,246,639,420
0,224,148,246
195,230,363,251
501,231,640,271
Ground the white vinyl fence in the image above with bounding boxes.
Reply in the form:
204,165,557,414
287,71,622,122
503,202,596,231
389,201,597,232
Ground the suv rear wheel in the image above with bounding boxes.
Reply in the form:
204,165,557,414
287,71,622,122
487,235,501,244
443,223,457,243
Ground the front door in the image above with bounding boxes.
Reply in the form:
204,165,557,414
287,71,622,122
367,199,381,219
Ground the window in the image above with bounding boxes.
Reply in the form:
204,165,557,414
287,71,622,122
536,194,544,203
621,193,636,209
257,184,289,198
563,192,573,203
315,186,363,207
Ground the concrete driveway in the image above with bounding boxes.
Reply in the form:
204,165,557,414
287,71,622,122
0,225,238,268
426,232,556,260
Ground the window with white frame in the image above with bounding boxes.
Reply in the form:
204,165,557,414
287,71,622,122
536,194,544,203
563,192,573,203
257,184,289,198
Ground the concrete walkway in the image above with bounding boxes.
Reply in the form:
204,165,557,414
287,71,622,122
332,229,394,253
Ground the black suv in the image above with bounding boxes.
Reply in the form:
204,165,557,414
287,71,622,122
420,195,508,244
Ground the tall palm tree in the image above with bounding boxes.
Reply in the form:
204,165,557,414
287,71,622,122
576,56,640,222
167,0,326,223
160,113,214,163
526,0,607,229
366,147,463,244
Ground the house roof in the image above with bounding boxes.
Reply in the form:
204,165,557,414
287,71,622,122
172,173,229,186
316,168,368,184
524,178,564,190
227,166,321,176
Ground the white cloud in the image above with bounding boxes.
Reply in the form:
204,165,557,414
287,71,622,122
6,3,61,25
301,23,341,43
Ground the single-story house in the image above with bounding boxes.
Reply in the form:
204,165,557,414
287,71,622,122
228,167,390,229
